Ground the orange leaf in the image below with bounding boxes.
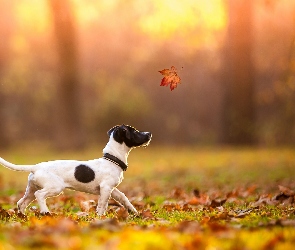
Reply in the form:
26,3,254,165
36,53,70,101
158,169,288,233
115,207,129,220
79,200,96,212
141,209,155,219
159,66,182,91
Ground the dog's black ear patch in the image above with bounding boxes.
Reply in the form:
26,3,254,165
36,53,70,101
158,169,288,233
74,165,95,183
111,125,125,144
107,125,120,137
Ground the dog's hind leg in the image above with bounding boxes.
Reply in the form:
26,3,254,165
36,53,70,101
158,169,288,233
17,173,39,214
111,188,138,214
34,187,63,214
31,171,65,214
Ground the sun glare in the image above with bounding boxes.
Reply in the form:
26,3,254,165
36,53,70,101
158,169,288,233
13,0,226,49
138,0,227,46
15,0,50,34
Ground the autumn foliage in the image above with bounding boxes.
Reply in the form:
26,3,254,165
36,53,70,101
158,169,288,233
159,66,182,91
0,147,295,249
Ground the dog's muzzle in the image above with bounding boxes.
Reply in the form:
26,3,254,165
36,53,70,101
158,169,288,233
142,132,152,147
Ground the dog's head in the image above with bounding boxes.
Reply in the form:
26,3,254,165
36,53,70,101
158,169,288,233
107,124,152,148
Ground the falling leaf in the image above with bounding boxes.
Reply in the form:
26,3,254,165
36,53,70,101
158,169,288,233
159,66,182,91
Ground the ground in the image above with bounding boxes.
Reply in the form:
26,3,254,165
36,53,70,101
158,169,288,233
0,145,295,249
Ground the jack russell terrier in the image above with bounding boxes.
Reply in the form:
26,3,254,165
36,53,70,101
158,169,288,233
0,124,152,216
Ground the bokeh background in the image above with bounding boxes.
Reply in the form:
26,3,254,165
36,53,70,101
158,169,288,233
0,0,295,149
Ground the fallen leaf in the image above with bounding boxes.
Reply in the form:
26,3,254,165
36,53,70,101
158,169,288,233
188,194,211,206
162,202,182,211
75,211,89,217
263,233,284,250
232,208,253,218
90,218,121,232
207,222,229,232
193,189,200,198
115,207,129,220
278,219,295,227
278,185,295,196
176,221,201,234
210,198,227,208
79,200,96,212
171,187,187,199
141,209,155,220
159,66,182,91
6,209,15,216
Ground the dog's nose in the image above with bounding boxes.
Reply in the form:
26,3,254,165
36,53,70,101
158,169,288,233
145,132,152,138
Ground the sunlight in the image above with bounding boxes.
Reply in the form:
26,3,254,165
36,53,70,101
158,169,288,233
15,0,50,34
138,0,227,46
14,0,226,49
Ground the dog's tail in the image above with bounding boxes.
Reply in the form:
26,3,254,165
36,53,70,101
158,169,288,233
0,157,37,172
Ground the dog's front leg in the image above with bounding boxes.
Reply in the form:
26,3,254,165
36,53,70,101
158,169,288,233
96,185,113,216
111,188,138,214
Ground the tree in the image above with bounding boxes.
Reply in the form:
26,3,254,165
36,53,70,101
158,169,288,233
220,0,255,145
49,0,84,149
0,1,12,148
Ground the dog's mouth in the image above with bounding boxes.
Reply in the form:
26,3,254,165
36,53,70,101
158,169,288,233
142,134,152,148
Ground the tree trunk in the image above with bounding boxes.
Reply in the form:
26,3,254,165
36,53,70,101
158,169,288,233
49,0,84,149
0,1,12,148
220,0,255,145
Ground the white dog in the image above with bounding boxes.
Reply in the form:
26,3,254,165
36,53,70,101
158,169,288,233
0,124,152,215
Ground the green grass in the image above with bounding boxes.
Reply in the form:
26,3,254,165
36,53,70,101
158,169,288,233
1,145,295,249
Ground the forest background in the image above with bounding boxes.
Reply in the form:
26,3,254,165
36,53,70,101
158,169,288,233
0,0,295,149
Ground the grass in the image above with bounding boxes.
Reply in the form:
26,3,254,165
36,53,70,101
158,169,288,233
0,144,295,249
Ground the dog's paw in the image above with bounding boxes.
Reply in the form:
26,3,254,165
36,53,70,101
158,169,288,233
17,211,28,220
40,211,52,216
128,208,138,215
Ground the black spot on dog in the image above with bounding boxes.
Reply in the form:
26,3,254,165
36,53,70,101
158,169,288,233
74,165,95,183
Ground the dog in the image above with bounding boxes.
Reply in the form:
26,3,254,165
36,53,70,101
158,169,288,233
0,124,152,215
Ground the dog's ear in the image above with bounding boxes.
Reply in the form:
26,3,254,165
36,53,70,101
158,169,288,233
120,124,131,140
107,125,120,137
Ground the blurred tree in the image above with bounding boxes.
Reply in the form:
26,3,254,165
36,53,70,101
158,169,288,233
277,35,295,144
221,0,255,145
49,0,85,149
0,1,12,148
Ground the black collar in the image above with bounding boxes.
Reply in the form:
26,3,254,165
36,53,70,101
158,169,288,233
103,153,128,171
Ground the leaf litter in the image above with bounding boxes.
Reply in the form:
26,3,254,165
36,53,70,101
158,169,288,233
1,147,295,249
1,184,295,249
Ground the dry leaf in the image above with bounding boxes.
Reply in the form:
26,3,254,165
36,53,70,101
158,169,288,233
115,207,129,220
79,200,96,212
159,66,182,91
90,218,121,232
278,185,295,196
141,209,155,220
